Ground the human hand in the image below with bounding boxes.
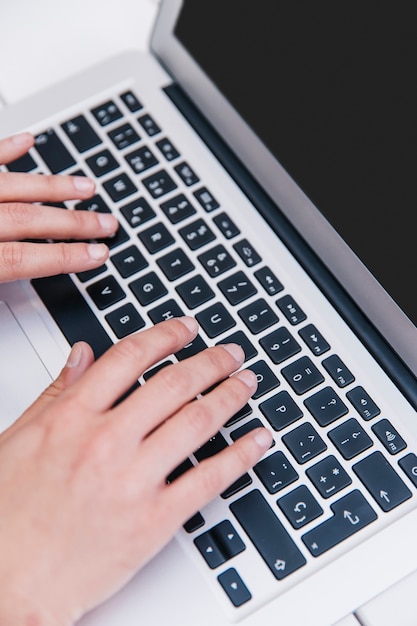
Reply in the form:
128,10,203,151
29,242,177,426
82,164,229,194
0,132,118,282
0,317,272,626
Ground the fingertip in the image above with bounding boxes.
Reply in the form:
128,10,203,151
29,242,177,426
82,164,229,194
87,243,109,262
252,427,273,451
177,315,199,335
72,176,96,196
11,132,34,148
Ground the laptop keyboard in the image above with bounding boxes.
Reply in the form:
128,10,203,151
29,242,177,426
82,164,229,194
6,86,417,617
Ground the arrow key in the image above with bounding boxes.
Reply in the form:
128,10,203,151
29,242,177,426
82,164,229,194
218,568,252,607
194,520,245,569
353,451,412,511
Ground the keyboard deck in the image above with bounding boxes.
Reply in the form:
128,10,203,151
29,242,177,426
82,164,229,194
6,85,417,619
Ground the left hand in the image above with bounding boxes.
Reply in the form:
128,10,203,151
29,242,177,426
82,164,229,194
0,132,119,282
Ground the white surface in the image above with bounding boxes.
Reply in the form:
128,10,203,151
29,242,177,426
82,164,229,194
0,0,159,104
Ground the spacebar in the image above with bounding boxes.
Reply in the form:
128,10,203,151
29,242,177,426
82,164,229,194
31,274,113,359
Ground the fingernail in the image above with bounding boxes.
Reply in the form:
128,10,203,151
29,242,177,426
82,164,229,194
97,212,118,233
11,132,33,146
221,343,245,364
178,316,198,333
253,428,273,449
66,343,83,368
73,176,95,194
88,243,109,261
235,369,258,389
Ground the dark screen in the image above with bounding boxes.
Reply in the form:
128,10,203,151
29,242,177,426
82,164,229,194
176,1,416,324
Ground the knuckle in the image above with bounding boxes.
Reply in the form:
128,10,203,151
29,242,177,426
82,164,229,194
112,333,146,364
199,460,223,496
158,365,190,398
54,242,74,271
183,399,213,438
0,241,24,270
4,201,32,225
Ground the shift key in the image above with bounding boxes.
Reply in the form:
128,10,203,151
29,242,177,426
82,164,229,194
230,489,306,579
35,129,76,173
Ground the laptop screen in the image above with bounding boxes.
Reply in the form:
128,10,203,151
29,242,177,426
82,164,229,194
175,2,416,326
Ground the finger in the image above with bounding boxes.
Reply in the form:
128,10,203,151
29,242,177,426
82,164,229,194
0,241,110,282
0,171,95,202
162,428,273,527
114,343,246,438
0,132,35,164
0,203,118,241
65,317,199,413
2,342,94,437
139,369,258,484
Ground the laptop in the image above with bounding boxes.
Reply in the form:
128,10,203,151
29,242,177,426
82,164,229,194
1,1,416,624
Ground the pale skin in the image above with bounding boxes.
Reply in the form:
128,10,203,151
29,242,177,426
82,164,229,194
0,134,273,625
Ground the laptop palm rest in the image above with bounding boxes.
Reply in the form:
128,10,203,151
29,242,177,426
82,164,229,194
0,300,52,431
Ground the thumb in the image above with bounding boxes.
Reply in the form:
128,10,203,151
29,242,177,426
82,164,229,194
4,342,95,437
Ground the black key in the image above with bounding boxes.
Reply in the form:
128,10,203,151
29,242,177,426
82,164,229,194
129,271,168,306
75,194,111,214
160,193,196,224
142,169,177,198
278,485,323,529
148,299,185,324
195,520,245,569
179,218,216,251
398,453,417,487
175,334,208,361
157,248,194,281
298,324,330,356
371,419,407,455
216,330,258,362
143,360,173,381
230,490,306,579
233,239,261,268
246,360,280,399
108,123,140,150
138,113,161,136
302,490,377,556
184,512,205,534
195,302,236,338
31,274,113,359
328,418,373,460
105,303,145,338
97,224,129,250
155,137,180,161
120,197,155,228
230,418,272,443
138,222,175,254
218,569,252,607
174,161,200,186
87,275,126,310
218,271,257,305
353,451,412,511
86,149,119,177
91,100,123,126
282,422,327,464
166,457,194,484
176,275,215,309
76,264,107,283
259,390,303,431
35,129,76,173
276,294,306,325
254,266,284,296
194,432,228,462
111,245,148,278
213,212,240,239
222,473,253,499
281,356,324,395
238,298,278,334
304,386,348,427
224,404,253,428
253,451,298,494
346,386,381,421
61,115,101,152
103,173,137,202
120,90,143,112
6,151,37,172
259,326,301,364
322,354,355,388
193,187,220,212
198,244,236,277
306,455,352,498
125,145,158,174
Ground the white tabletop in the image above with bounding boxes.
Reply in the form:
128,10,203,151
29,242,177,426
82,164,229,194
0,0,159,106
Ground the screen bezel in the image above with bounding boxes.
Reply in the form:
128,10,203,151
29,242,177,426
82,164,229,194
150,0,417,377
